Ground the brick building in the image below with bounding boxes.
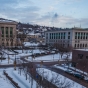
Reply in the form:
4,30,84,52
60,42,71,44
72,49,88,73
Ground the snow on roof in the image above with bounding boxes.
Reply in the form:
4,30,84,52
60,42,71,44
24,42,40,47
74,49,88,51
27,33,41,36
18,31,23,34
0,18,17,24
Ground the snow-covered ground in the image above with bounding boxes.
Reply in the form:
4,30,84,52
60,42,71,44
6,68,36,88
0,49,72,65
24,42,40,47
29,53,72,62
0,68,37,88
37,68,86,88
0,47,86,88
0,69,14,88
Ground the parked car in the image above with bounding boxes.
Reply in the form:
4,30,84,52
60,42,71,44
50,51,55,54
64,69,74,75
74,73,84,80
84,77,88,82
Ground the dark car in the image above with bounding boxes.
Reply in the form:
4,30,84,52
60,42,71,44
74,73,84,80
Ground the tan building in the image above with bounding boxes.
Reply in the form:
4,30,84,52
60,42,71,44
0,18,17,48
45,28,88,49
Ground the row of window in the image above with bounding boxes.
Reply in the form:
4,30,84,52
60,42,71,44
49,40,70,43
78,54,88,59
2,39,13,41
75,36,88,39
75,32,88,36
74,44,87,48
0,27,13,35
1,34,13,37
49,35,70,39
2,42,13,46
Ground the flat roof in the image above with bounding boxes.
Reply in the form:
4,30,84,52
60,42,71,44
45,28,88,33
73,49,88,51
0,18,17,24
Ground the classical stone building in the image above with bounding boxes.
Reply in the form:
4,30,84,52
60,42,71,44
0,18,17,48
45,28,88,49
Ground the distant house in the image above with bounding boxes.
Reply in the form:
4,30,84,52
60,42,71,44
27,31,45,43
72,49,88,73
16,30,27,46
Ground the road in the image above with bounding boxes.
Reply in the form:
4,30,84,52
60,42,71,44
47,66,88,88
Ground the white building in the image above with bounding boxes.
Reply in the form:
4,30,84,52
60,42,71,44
45,28,88,49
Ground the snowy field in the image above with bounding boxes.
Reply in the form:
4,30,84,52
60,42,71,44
0,69,14,88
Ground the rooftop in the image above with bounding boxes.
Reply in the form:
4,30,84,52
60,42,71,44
0,18,17,24
45,27,88,33
74,49,88,51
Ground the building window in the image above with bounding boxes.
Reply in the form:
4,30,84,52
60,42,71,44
68,36,70,39
2,35,4,37
78,36,80,39
68,44,69,47
10,27,13,34
85,44,87,47
86,36,87,39
2,42,4,46
75,32,77,35
83,36,85,39
77,44,79,47
78,54,83,59
64,32,65,35
74,44,76,48
1,27,4,34
6,35,8,37
6,27,8,34
63,36,65,39
68,32,70,35
80,44,82,47
75,36,77,39
86,56,88,59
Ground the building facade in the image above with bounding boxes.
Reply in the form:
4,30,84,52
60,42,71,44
72,49,88,73
0,18,17,48
45,28,88,49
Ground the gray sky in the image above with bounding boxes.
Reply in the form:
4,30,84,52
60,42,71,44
0,0,88,28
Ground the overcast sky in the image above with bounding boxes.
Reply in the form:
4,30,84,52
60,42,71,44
0,0,88,28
